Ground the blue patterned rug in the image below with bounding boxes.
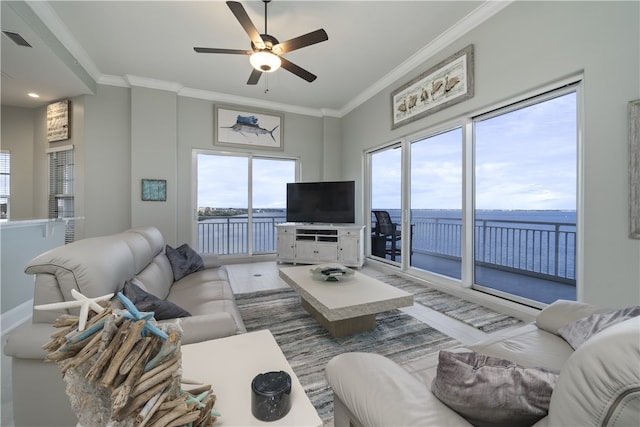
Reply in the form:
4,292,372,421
236,288,459,426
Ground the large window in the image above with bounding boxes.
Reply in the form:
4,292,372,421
410,128,463,279
0,151,9,219
48,148,75,243
196,152,296,255
367,83,579,307
473,90,577,304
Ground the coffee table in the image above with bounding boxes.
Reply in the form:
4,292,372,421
181,330,322,427
279,264,413,337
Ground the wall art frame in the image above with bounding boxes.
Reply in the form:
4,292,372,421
47,100,71,142
215,105,283,150
391,45,474,129
141,179,167,202
629,99,640,239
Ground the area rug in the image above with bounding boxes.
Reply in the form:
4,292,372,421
235,288,459,426
377,274,524,333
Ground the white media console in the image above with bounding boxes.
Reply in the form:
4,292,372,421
276,223,365,268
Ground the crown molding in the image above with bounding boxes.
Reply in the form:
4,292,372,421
178,87,327,117
125,75,184,93
337,0,513,117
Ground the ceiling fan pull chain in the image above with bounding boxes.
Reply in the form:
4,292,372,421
264,74,270,94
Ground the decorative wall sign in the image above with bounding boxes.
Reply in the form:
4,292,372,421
47,100,71,142
391,45,474,129
141,179,167,202
629,99,640,239
215,106,283,150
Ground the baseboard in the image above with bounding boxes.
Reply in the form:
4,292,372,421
1,300,32,337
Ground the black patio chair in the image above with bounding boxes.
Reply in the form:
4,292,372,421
371,210,402,261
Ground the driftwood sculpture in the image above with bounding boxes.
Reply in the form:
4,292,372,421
40,292,218,427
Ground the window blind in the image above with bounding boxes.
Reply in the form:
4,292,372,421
0,150,9,219
48,148,75,243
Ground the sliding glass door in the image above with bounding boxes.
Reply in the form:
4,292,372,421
366,83,580,307
370,143,403,263
409,128,462,279
473,90,577,304
196,152,296,256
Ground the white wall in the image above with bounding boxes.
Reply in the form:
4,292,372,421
83,85,131,237
131,86,179,244
341,0,640,307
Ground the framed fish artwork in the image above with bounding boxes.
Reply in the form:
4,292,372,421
215,105,283,150
391,45,474,129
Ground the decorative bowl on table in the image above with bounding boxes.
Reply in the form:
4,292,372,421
310,265,355,282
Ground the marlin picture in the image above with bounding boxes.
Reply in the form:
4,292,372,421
225,115,279,142
216,107,283,149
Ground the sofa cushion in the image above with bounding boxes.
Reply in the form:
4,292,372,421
536,299,611,335
547,317,640,427
326,352,473,427
468,323,573,371
123,280,191,320
134,254,174,300
432,351,559,427
558,305,640,349
165,244,205,281
167,269,234,307
25,235,138,305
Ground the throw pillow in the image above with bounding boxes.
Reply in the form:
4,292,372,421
431,351,559,427
122,280,191,320
558,305,640,349
165,244,205,281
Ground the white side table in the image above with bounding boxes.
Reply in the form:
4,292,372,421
181,329,322,427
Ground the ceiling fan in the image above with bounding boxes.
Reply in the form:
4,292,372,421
194,0,328,85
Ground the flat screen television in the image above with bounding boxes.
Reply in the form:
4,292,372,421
286,181,355,224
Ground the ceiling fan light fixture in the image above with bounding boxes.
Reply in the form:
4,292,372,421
250,51,281,72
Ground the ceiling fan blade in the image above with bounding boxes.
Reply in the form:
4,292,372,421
247,69,262,85
194,47,252,55
226,1,265,49
280,57,317,82
273,29,328,55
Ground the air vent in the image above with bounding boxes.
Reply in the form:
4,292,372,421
2,31,32,47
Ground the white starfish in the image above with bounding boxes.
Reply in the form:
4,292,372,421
35,289,114,331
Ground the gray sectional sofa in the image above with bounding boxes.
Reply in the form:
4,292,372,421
326,300,640,427
3,226,246,427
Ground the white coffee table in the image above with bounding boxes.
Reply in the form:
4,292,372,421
181,329,322,427
279,264,413,337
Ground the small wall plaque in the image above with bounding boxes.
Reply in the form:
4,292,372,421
47,100,70,142
141,179,167,201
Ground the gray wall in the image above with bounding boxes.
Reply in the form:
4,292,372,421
1,107,34,220
341,0,640,308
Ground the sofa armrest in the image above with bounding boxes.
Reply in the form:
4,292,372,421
536,300,611,335
326,352,472,427
163,312,239,345
3,322,57,360
199,252,222,269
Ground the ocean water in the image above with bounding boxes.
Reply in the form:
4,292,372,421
381,209,576,225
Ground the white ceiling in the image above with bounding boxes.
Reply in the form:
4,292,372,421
1,1,508,116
